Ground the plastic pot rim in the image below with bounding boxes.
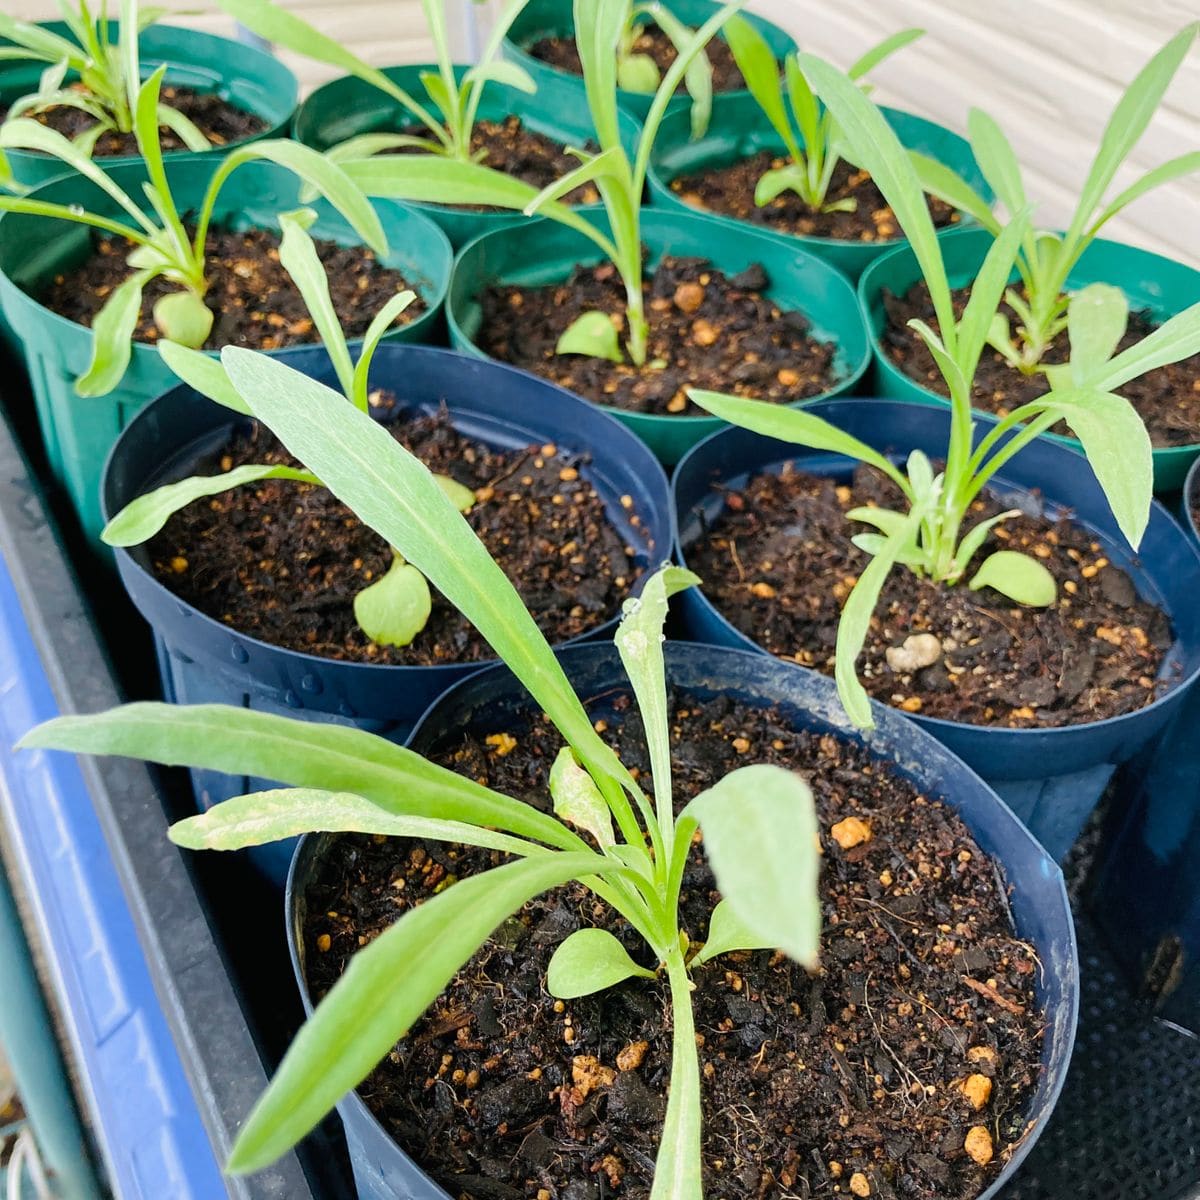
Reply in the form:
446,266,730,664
447,206,873,430
672,398,1200,747
284,638,1079,1200
1186,456,1200,543
102,343,674,680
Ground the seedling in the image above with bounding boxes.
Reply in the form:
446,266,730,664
0,0,212,159
692,51,1200,729
219,0,537,165
909,23,1199,375
102,208,470,649
723,18,921,213
610,1,718,137
338,0,746,369
0,21,386,397
23,345,823,1197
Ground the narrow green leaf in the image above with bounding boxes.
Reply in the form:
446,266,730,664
797,51,956,348
102,464,320,547
966,108,1027,219
1043,388,1152,550
615,565,700,842
226,852,608,1173
689,764,820,969
219,349,637,800
159,340,250,415
574,0,626,149
351,290,417,410
546,927,655,999
847,28,923,80
785,55,820,152
952,509,1021,575
847,505,911,538
170,787,542,857
156,102,213,153
463,58,536,94
556,310,624,362
907,150,1001,232
1092,300,1200,392
694,898,775,965
969,550,1056,607
1088,151,1200,237
834,504,927,728
956,208,1031,380
523,146,626,216
650,4,714,138
688,390,913,497
1071,24,1199,234
20,703,585,851
278,208,355,397
754,163,809,206
76,270,151,397
1066,283,1129,386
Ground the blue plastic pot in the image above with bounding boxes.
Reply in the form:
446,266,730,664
1090,456,1200,1034
672,399,1200,862
286,641,1078,1200
102,345,673,882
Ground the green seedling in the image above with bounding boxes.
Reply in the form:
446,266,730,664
337,0,746,369
219,0,536,165
101,208,469,649
23,344,823,1198
0,19,386,398
909,23,1199,375
0,0,212,160
691,51,1200,729
724,18,921,213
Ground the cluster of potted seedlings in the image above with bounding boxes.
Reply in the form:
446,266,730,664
3,0,1199,1197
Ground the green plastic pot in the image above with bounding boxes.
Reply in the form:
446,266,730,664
448,206,871,464
858,226,1200,493
0,155,452,544
0,21,298,191
293,64,640,250
503,0,796,126
647,95,993,281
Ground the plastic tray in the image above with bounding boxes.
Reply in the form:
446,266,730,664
0,393,1196,1200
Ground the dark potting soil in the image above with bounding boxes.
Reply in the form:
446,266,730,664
690,463,1172,728
37,225,424,351
392,116,604,209
883,282,1200,449
670,154,962,243
148,409,643,665
530,25,746,93
478,257,838,416
3,85,265,156
303,692,1045,1200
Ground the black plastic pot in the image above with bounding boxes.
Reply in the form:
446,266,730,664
102,345,673,882
287,641,1079,1200
1090,456,1200,1034
672,399,1200,862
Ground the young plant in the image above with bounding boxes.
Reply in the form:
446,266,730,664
691,51,1200,729
218,0,537,165
723,18,921,213
0,49,386,396
337,0,746,370
22,344,823,1197
610,2,719,137
99,209,469,649
0,0,212,159
909,23,1199,375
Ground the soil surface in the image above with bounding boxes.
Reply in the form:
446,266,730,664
303,691,1046,1200
38,225,423,351
478,257,838,416
148,409,643,664
3,84,264,157
530,26,746,94
689,463,1173,728
670,154,962,244
392,116,603,209
883,282,1200,449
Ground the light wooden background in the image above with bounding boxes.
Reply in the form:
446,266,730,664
11,0,1199,267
